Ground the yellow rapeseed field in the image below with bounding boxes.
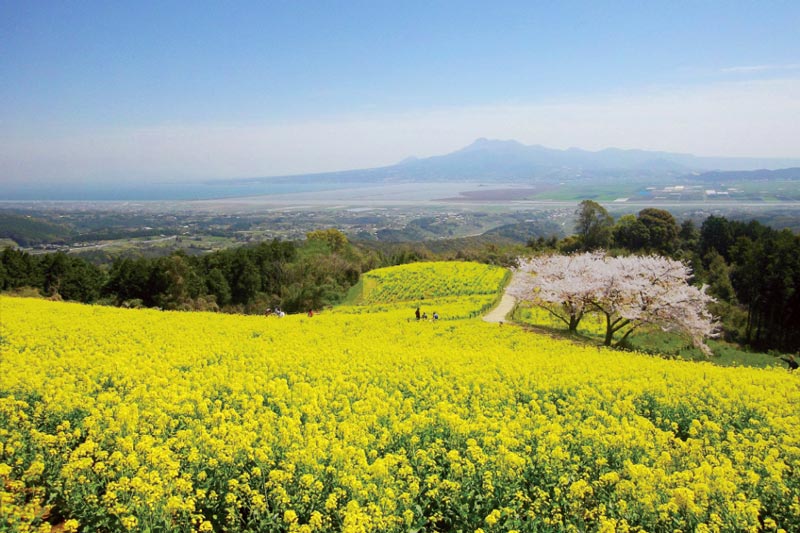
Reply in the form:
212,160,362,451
1,262,799,532
354,262,509,304
337,261,509,320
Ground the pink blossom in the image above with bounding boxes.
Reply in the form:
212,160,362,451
512,252,719,355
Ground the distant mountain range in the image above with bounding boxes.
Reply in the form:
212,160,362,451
4,139,799,201
232,138,800,186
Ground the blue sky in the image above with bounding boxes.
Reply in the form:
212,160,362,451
2,1,799,183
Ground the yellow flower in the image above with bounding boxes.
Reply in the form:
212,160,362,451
569,479,593,499
309,511,323,529
120,515,138,530
284,510,298,524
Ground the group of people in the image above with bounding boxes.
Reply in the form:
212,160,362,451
265,307,316,318
415,307,439,321
265,307,286,317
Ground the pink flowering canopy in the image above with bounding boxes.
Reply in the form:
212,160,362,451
510,252,719,355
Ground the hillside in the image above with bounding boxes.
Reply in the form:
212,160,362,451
338,261,509,319
2,262,799,532
0,213,71,246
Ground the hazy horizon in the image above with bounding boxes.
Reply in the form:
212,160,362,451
2,1,799,185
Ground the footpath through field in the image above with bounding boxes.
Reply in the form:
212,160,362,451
482,273,517,323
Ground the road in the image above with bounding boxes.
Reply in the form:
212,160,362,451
483,274,518,323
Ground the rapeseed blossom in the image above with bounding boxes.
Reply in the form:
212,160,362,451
1,261,799,531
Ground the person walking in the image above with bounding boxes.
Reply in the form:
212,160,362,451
780,354,798,371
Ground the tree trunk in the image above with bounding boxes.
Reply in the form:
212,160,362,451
745,305,753,344
614,326,636,347
755,312,763,346
604,314,614,346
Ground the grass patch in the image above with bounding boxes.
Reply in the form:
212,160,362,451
341,278,364,305
514,304,785,369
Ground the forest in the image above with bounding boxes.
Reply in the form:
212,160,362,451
1,230,378,314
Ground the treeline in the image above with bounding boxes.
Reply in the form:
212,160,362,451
697,216,800,351
0,230,380,313
546,201,800,352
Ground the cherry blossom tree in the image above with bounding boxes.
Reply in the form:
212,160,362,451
511,252,719,355
589,254,718,354
508,252,604,332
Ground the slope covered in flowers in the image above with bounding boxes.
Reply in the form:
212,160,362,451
1,261,799,532
336,262,508,320
355,261,508,304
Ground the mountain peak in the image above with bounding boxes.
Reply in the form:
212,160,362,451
397,155,419,165
460,137,525,152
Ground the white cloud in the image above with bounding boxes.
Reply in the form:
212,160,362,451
2,78,800,183
720,63,800,73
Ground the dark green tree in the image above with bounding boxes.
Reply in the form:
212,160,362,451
729,229,800,350
575,200,613,251
230,252,261,305
40,252,70,297
637,208,679,254
105,258,153,304
613,214,650,251
678,219,700,251
700,215,734,260
252,240,296,295
150,253,203,309
205,268,232,306
1,248,42,290
58,256,104,302
705,251,736,303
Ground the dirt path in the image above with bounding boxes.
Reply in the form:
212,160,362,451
483,275,517,323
